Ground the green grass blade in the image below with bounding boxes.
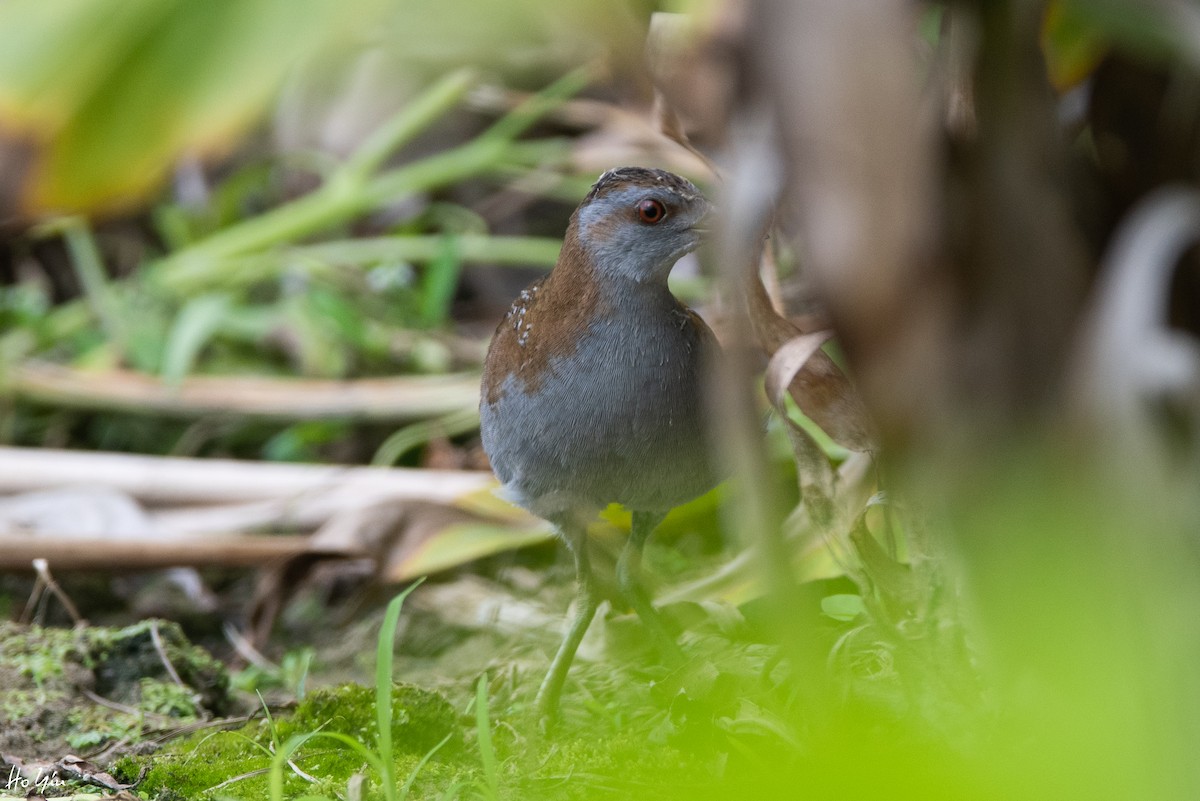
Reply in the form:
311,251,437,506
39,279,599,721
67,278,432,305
417,236,462,329
474,674,499,801
477,67,590,143
435,781,467,801
398,732,453,801
268,731,319,801
338,68,476,185
50,217,128,356
161,292,229,385
157,233,562,296
376,578,426,796
305,731,387,777
372,407,480,467
154,71,575,277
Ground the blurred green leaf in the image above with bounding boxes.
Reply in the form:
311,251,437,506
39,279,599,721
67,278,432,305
780,394,852,464
372,407,480,466
418,237,463,329
1049,0,1195,73
153,68,481,272
120,290,173,374
0,0,372,214
155,234,562,297
283,293,349,378
1043,1,1109,90
161,293,231,385
51,218,128,354
820,594,865,622
307,287,370,353
215,305,284,347
262,420,351,462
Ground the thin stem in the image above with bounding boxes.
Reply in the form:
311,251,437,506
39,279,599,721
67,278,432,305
52,218,128,357
359,138,508,210
302,234,561,267
157,233,562,295
371,407,481,467
476,67,592,144
160,185,363,268
338,68,476,185
155,71,586,279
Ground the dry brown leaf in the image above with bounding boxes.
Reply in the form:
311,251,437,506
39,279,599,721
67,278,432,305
646,13,720,175
246,498,552,643
647,7,745,150
54,755,136,792
749,247,875,453
763,332,835,410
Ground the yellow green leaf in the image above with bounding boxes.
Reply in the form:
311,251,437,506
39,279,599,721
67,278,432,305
0,0,374,215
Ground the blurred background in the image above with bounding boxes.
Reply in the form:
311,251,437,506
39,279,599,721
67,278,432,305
1,0,1200,799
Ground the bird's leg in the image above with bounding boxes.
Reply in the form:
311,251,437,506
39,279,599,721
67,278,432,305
618,510,684,665
535,524,598,723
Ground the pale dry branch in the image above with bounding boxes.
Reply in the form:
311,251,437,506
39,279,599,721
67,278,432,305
0,533,329,570
10,360,480,421
0,446,493,506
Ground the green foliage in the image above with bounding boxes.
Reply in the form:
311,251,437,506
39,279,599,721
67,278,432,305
162,294,232,385
780,392,852,463
129,581,464,801
88,65,574,381
472,676,499,801
231,648,313,699
137,677,204,718
151,68,579,285
1053,0,1188,63
819,593,865,622
372,408,481,466
374,581,425,793
262,580,458,801
0,620,230,761
16,4,1200,799
0,0,371,214
2,64,582,460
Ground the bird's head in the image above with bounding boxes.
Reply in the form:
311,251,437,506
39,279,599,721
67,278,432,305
573,167,711,284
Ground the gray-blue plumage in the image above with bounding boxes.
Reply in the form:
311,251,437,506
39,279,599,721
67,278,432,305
478,166,718,720
482,280,717,520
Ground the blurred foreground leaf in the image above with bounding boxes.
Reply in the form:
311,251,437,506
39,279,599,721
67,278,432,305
1042,0,1109,90
0,0,371,215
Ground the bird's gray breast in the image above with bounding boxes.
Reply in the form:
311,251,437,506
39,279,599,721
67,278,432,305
481,299,716,515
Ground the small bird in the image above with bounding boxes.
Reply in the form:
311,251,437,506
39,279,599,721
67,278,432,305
480,166,719,720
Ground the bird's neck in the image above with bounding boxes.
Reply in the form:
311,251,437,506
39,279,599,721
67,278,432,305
555,220,676,307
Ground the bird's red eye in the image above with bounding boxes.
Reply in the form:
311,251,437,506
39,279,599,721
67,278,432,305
636,199,666,224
